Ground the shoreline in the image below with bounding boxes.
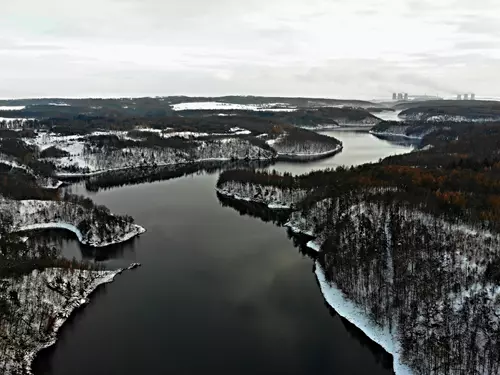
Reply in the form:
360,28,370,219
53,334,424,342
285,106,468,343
276,144,343,161
24,265,141,375
55,147,344,179
54,157,273,178
369,130,425,140
314,263,413,375
15,222,146,247
214,191,411,374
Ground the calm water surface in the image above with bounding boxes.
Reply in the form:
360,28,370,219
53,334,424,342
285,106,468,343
34,132,414,375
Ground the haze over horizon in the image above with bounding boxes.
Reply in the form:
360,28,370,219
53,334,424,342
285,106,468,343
2,0,500,99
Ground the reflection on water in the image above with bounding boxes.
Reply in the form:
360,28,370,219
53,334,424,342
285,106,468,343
33,132,405,375
265,130,416,175
217,190,393,370
28,228,139,268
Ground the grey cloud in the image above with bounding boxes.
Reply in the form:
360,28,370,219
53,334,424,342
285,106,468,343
1,0,500,98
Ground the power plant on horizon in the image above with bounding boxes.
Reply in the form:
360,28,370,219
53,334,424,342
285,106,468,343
456,93,476,100
392,92,476,101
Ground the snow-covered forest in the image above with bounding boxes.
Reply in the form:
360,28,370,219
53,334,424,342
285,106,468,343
0,267,122,375
217,125,500,375
0,198,145,247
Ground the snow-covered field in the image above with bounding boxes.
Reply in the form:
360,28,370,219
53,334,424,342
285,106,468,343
0,106,26,111
171,101,297,112
373,110,404,122
0,267,129,375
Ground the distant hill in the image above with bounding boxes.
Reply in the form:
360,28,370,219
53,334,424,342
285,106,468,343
397,100,500,122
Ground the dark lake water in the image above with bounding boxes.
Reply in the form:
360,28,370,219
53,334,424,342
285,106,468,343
33,132,414,375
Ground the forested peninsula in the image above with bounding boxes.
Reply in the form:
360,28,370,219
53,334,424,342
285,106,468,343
217,121,500,375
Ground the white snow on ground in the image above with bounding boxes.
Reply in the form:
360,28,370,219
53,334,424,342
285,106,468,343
373,110,404,122
276,144,343,160
1,199,145,247
299,124,341,130
315,264,413,375
267,203,292,210
47,102,70,107
0,106,26,111
0,154,31,172
335,117,381,126
306,240,322,252
50,136,273,177
23,132,86,153
0,117,31,123
216,182,311,210
369,125,436,140
0,153,64,189
171,101,296,112
369,130,428,140
400,113,500,123
0,266,135,375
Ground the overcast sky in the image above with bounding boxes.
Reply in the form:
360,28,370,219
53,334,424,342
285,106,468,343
1,0,500,99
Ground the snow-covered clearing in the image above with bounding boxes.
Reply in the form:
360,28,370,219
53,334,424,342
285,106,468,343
0,106,26,111
372,110,404,122
171,101,297,112
47,102,70,107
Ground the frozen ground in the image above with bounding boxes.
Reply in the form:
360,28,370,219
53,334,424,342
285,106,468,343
373,110,404,122
0,267,132,375
1,199,146,247
171,101,297,112
315,263,413,375
0,106,26,111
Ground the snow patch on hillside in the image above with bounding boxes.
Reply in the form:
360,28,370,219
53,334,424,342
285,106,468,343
315,264,413,375
216,182,309,209
0,267,128,375
1,199,145,247
0,106,26,111
171,101,296,112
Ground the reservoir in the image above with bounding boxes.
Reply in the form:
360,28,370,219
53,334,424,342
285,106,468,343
33,131,414,375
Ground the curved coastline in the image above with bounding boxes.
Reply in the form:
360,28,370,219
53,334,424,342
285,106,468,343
214,190,411,375
15,222,146,247
276,144,343,162
25,266,140,375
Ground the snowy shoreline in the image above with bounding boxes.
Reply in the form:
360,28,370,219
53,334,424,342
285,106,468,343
23,266,139,375
215,188,293,209
369,130,425,140
15,222,146,247
314,263,413,375
55,148,342,178
276,144,343,161
215,189,412,374
55,157,272,178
